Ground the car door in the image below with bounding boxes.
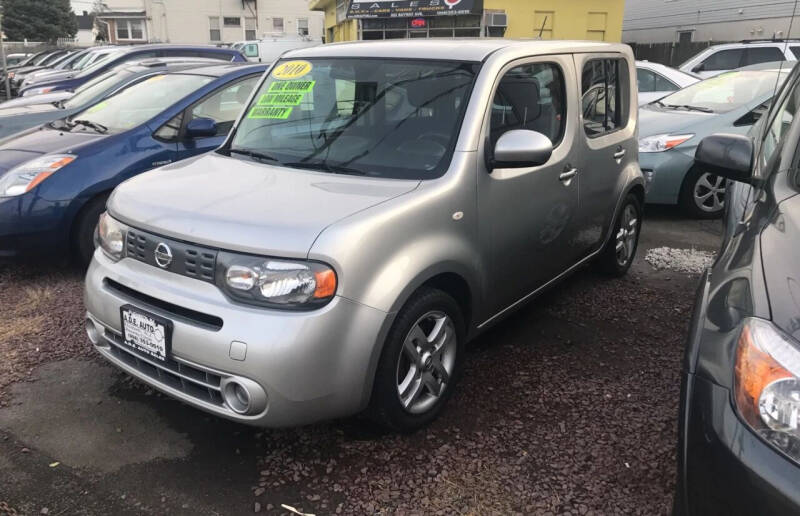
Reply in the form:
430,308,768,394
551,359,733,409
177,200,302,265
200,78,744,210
173,75,260,161
477,54,581,316
572,54,635,257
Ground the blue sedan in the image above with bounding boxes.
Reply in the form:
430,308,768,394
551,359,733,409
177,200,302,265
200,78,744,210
0,63,266,264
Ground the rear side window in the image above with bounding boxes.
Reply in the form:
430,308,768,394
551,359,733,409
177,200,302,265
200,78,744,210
490,62,566,148
636,68,656,92
744,47,785,66
582,58,629,137
699,49,743,71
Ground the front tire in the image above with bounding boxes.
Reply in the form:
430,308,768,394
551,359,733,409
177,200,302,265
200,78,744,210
679,167,726,219
72,194,109,267
367,287,465,433
597,193,642,277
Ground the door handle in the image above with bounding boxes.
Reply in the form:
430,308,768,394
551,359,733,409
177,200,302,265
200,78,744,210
559,168,578,182
613,149,627,160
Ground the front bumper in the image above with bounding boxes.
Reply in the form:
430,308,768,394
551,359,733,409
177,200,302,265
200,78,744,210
85,250,391,427
676,373,800,515
639,148,695,205
0,195,68,258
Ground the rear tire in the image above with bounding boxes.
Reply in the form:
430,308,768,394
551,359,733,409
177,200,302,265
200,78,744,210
679,167,725,219
367,287,465,433
597,193,642,277
72,194,109,267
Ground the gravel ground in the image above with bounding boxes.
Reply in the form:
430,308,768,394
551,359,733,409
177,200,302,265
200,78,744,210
0,234,703,515
645,247,715,274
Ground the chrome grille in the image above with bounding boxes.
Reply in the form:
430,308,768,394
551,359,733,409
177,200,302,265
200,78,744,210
103,328,224,407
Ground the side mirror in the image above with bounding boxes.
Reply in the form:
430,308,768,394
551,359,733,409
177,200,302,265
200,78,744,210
490,130,553,170
693,63,705,73
185,117,218,138
695,133,754,184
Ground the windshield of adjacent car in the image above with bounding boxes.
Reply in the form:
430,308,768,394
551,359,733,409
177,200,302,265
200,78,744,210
75,50,125,78
657,70,789,113
228,58,479,179
62,69,130,109
65,73,213,133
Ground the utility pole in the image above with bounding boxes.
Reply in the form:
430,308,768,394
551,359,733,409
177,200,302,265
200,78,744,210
0,6,9,100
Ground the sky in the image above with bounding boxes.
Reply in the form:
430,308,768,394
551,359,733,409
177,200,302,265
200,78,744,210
71,0,97,15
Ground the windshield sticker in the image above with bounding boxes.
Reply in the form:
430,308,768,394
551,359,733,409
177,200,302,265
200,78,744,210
247,106,293,119
86,101,108,113
272,60,312,80
268,80,315,93
258,92,305,106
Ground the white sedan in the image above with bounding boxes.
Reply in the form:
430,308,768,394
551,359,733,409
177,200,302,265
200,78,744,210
636,60,699,106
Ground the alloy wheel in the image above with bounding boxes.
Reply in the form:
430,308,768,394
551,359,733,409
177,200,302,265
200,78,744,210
693,172,726,213
615,203,638,267
396,311,457,415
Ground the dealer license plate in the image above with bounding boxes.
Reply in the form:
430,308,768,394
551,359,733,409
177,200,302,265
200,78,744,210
120,305,172,362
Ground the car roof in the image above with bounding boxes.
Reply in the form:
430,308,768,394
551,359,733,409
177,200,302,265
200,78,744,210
284,39,631,62
171,63,266,78
117,44,239,53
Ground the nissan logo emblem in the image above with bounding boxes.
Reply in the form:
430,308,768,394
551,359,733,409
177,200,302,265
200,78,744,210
154,243,173,268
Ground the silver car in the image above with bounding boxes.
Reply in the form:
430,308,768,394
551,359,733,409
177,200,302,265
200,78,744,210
85,40,645,432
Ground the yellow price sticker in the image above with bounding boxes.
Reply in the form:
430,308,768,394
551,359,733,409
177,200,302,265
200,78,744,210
272,60,312,80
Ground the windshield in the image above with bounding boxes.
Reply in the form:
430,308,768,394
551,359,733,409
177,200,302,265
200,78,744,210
658,70,789,113
62,69,131,109
228,58,478,179
66,73,213,133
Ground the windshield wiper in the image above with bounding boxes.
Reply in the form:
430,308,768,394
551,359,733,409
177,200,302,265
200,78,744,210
663,103,714,113
282,161,366,176
228,148,280,163
70,119,108,133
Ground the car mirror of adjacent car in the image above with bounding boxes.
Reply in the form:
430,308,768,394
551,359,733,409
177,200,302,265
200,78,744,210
489,129,554,171
692,62,705,73
695,133,754,184
186,117,218,139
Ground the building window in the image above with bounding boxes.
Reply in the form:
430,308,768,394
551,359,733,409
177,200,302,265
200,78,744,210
272,17,284,32
297,18,309,36
586,12,607,41
245,17,257,40
116,19,145,40
209,17,221,41
224,17,241,27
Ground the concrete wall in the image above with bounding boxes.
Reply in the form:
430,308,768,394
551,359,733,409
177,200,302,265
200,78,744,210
486,0,624,41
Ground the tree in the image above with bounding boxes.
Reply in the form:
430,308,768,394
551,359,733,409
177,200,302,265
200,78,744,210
1,0,78,42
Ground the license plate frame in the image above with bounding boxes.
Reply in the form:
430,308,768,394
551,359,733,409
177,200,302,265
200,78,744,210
120,305,173,363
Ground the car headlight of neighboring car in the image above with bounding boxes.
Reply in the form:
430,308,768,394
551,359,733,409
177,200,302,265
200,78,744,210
735,317,800,464
22,86,54,97
638,133,694,153
216,252,337,309
0,154,75,197
96,211,127,261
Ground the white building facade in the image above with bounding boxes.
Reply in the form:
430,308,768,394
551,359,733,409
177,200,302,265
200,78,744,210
96,0,324,45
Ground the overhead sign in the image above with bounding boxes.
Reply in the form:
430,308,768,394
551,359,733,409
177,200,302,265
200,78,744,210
347,0,483,18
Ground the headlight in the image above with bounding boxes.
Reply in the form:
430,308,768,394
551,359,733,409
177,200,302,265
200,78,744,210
217,252,337,309
22,86,54,97
734,318,800,463
0,154,75,197
97,212,127,261
638,133,694,153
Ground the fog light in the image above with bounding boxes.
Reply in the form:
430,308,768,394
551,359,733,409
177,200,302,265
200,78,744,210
85,318,101,345
223,381,251,414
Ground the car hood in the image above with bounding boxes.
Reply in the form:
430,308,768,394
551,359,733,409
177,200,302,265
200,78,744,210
25,69,75,84
0,91,73,108
109,153,421,257
0,127,106,174
761,193,800,342
638,105,717,138
0,102,59,117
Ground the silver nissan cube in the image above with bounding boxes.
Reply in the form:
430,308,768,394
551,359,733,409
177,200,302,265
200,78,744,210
86,40,644,432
